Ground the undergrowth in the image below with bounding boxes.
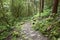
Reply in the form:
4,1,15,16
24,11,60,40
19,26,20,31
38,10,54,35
32,12,60,40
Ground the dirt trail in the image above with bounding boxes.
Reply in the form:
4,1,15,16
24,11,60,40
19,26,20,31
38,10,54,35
21,21,48,40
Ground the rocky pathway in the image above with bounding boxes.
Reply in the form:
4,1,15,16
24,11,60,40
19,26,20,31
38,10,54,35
20,21,48,40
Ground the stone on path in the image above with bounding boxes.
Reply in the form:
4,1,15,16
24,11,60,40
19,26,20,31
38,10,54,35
21,22,48,40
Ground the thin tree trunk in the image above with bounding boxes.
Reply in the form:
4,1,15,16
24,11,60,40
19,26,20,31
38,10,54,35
40,0,44,13
52,0,59,14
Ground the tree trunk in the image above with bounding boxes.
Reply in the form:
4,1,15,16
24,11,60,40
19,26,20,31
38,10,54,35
52,0,59,14
40,0,44,13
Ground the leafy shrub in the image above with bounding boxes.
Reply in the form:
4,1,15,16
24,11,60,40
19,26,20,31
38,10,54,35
32,12,60,40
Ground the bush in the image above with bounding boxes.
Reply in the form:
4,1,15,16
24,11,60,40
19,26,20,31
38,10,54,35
32,12,60,40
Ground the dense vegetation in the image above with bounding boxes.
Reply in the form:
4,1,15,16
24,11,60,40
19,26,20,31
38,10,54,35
32,0,60,40
0,0,60,40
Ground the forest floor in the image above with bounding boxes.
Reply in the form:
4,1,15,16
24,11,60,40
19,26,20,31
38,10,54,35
18,21,48,40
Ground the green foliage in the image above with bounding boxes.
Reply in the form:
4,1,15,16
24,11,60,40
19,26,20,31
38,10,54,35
11,0,34,19
32,13,60,40
0,0,35,39
0,0,60,40
32,1,60,40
